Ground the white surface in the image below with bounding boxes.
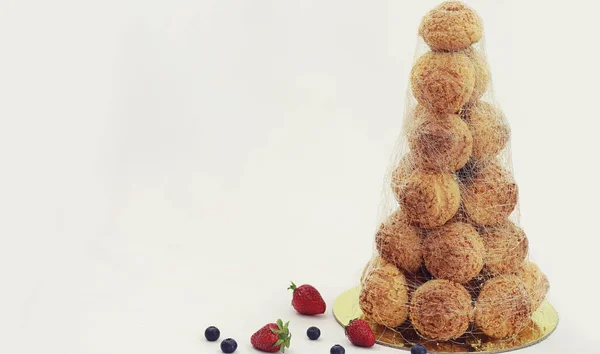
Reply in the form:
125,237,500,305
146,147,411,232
1,0,599,353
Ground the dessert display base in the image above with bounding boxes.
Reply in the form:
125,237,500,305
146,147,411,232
333,286,558,353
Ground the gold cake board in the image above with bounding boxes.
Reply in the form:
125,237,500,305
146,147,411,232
333,286,558,353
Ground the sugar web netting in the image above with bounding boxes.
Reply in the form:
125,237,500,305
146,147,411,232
358,1,551,352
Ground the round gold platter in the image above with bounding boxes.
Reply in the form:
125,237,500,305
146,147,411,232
333,286,558,353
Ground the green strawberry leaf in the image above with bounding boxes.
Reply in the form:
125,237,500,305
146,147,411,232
287,281,297,292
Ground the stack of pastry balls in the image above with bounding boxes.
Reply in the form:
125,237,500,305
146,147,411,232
359,1,549,342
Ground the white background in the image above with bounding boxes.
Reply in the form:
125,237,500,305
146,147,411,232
1,0,599,353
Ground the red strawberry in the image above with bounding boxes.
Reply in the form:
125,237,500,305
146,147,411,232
288,281,326,315
250,319,292,353
345,319,376,347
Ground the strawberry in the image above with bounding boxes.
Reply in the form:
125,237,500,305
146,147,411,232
250,319,292,353
288,281,326,315
345,319,376,347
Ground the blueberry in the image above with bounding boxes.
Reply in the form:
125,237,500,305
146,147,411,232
330,344,345,354
411,344,427,354
220,338,237,353
204,326,220,341
306,326,321,340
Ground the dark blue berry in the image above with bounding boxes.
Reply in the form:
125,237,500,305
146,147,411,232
204,326,220,341
411,344,427,354
220,338,237,353
306,326,321,340
330,344,345,354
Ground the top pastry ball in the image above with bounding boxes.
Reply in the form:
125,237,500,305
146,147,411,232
407,105,473,172
397,170,461,229
411,51,475,114
419,1,483,52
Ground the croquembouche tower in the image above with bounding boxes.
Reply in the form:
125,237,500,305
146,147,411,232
333,2,558,352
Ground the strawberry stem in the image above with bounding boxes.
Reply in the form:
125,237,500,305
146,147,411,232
287,281,297,292
271,319,292,353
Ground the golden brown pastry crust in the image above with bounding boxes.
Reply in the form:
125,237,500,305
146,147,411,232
517,261,549,311
391,154,416,203
411,51,475,114
475,275,532,338
464,47,490,102
410,279,473,340
461,160,518,226
482,221,529,276
462,101,510,160
359,258,410,327
376,210,424,273
397,170,461,229
423,222,484,283
419,1,483,52
407,105,473,171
